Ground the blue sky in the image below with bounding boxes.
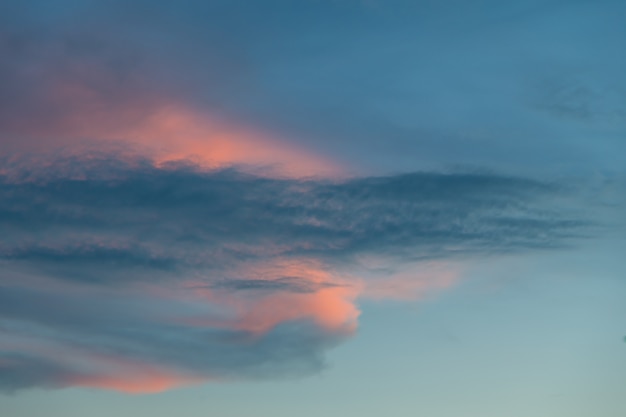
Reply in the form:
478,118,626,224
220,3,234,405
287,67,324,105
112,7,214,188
1,1,625,415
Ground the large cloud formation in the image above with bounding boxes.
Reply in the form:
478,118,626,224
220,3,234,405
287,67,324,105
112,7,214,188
0,154,589,393
0,0,606,395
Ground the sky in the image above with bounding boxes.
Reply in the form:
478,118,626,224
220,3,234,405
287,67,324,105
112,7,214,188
1,0,625,416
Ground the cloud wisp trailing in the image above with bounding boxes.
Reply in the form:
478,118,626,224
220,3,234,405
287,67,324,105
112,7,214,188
0,153,590,393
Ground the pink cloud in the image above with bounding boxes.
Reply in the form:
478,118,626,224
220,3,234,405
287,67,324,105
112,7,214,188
64,357,203,394
181,259,361,336
0,51,344,178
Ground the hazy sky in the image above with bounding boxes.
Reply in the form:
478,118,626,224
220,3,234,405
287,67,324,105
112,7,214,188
1,1,625,416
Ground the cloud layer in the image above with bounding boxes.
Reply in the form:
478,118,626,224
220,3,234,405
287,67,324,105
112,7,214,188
0,154,589,393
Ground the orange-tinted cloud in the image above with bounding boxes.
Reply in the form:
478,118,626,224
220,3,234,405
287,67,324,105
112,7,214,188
0,71,343,178
111,104,345,177
66,358,202,394
183,259,361,336
0,31,344,178
0,331,201,393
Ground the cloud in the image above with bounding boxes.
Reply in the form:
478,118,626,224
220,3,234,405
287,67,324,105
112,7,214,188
0,154,587,277
0,25,341,177
0,153,590,393
209,277,342,294
1,0,621,398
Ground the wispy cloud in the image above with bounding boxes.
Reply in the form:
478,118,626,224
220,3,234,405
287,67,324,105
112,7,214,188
0,153,590,393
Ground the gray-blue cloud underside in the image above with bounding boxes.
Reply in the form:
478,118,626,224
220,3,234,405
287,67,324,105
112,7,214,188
0,155,588,282
0,154,591,392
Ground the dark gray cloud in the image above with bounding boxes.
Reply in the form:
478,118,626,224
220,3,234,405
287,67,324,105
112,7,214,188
0,154,589,285
0,353,76,393
209,277,341,294
0,280,344,393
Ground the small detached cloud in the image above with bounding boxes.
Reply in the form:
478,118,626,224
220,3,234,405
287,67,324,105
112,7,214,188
0,153,590,393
